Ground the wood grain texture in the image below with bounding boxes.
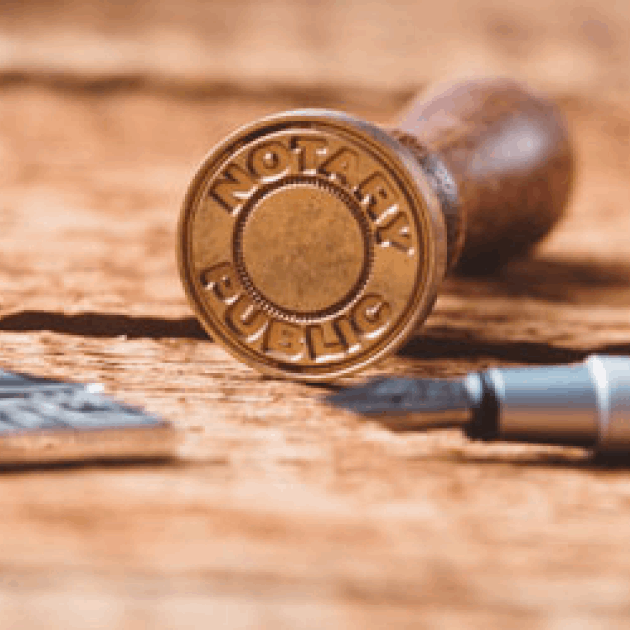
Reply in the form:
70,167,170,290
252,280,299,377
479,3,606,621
0,82,628,628
1,0,629,102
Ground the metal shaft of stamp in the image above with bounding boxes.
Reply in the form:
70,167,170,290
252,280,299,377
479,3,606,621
178,78,574,380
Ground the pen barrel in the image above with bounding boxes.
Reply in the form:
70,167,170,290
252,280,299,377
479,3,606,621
477,356,630,452
394,78,574,273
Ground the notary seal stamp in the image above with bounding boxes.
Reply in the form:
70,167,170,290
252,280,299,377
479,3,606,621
178,110,446,380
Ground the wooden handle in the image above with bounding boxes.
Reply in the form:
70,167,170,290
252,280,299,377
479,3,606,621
394,78,574,273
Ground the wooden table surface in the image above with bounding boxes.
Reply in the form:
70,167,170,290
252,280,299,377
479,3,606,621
0,83,627,629
1,1,630,627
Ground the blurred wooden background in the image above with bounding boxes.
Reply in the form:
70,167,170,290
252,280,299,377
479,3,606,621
1,0,629,98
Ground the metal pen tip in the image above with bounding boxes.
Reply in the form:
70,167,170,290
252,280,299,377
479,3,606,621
326,377,472,429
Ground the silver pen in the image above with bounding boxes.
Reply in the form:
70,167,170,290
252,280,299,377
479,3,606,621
327,355,630,453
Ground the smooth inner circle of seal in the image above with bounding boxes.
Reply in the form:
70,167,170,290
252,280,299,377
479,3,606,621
233,175,374,323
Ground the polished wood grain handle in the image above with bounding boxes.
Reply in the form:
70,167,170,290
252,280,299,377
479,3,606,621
394,78,574,273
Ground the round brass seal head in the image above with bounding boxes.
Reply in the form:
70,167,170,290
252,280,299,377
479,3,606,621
177,110,447,381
